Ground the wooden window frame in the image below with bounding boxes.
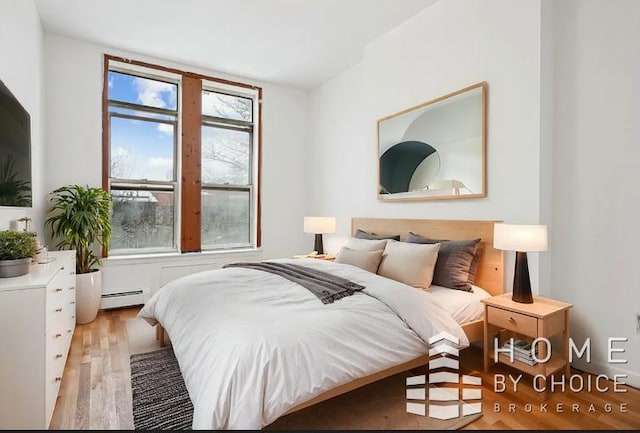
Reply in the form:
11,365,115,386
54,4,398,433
102,54,262,255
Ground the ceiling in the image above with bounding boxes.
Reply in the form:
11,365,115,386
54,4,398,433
35,0,437,90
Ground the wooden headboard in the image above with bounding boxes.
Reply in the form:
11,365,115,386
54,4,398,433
351,218,504,296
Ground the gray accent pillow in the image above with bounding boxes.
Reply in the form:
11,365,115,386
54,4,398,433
405,232,481,291
335,247,384,273
345,237,388,252
467,247,483,284
355,228,401,241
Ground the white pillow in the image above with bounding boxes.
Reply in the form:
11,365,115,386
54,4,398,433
345,237,388,252
335,247,384,273
377,240,440,289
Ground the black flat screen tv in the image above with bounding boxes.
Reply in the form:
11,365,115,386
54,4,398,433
0,77,31,207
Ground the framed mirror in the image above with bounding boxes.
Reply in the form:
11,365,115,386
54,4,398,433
377,82,486,201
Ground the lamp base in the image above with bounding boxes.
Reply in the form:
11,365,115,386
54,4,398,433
314,233,325,255
512,251,534,303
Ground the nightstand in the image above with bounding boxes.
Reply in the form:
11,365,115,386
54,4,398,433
481,294,572,380
294,254,335,261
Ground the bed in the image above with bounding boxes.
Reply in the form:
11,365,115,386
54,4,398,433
139,218,503,429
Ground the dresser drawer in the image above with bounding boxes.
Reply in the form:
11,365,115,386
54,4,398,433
44,320,71,426
46,302,70,327
66,282,77,329
487,306,538,337
45,376,59,430
49,260,75,296
46,327,68,362
45,353,64,427
46,263,76,326
57,258,76,291
66,307,76,335
63,292,76,322
50,314,74,341
46,284,66,310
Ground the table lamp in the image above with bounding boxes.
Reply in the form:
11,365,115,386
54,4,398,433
303,217,336,255
493,223,548,303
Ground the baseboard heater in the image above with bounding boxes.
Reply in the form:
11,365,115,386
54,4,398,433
100,287,151,309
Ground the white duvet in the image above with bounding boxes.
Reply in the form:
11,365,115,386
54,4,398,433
138,258,468,430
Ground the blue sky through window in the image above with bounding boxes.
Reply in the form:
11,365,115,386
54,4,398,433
108,70,252,185
110,117,174,181
108,71,177,110
108,71,177,181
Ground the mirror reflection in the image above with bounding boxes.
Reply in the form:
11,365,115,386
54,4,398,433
378,82,486,201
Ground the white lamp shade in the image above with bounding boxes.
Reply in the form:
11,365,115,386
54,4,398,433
493,223,548,252
304,217,336,234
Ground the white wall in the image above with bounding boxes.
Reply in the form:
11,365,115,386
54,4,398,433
538,0,555,298
550,0,640,387
307,62,367,252
43,33,309,297
0,0,45,236
309,0,544,289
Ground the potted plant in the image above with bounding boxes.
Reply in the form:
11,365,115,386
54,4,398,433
0,230,37,278
46,185,112,324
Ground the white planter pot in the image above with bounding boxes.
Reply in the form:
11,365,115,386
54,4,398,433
76,270,102,324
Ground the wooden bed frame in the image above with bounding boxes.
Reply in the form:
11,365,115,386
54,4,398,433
156,218,504,417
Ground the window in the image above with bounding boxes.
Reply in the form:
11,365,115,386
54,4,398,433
107,70,178,252
103,56,261,255
201,90,254,248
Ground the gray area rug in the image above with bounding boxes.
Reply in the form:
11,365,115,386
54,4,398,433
130,348,193,430
130,346,481,430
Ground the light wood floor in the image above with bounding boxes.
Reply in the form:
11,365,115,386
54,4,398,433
50,308,138,430
50,307,640,430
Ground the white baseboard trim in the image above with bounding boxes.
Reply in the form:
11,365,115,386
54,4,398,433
100,287,150,309
572,359,640,389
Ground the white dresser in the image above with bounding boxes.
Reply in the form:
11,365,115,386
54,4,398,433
0,250,76,429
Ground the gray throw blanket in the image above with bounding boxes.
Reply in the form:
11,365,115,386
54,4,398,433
223,261,365,304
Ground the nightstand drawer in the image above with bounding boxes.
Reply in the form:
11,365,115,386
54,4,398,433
487,306,537,337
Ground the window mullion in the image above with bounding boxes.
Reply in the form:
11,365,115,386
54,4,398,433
201,185,250,192
180,76,203,253
110,181,175,191
108,100,178,117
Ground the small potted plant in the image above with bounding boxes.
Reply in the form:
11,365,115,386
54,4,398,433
0,230,37,278
46,185,112,324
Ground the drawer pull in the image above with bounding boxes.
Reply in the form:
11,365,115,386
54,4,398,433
67,329,72,333
71,315,75,319
55,353,63,359
55,377,62,382
508,316,516,322
55,308,63,312
70,286,75,290
55,288,63,292
55,333,63,338
70,301,76,305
